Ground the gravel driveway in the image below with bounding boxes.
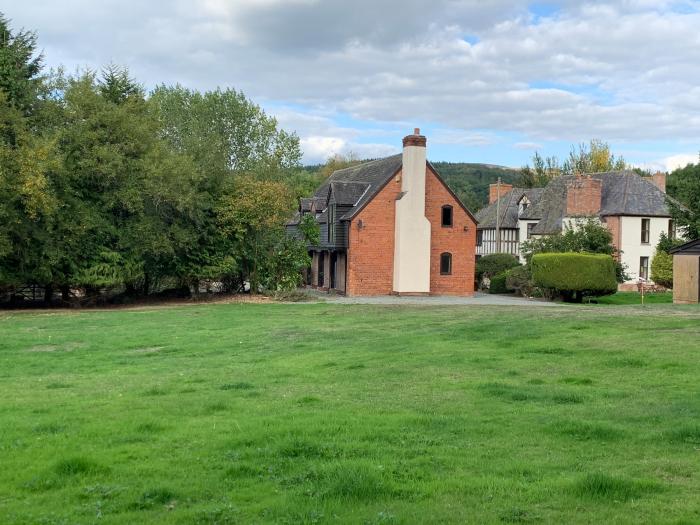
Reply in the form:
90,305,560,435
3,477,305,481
304,290,558,306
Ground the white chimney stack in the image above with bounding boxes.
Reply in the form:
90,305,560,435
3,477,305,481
393,128,431,294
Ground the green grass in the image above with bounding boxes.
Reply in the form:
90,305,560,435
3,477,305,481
589,291,673,305
1,302,699,524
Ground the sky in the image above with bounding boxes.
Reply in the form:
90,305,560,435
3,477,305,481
5,0,700,169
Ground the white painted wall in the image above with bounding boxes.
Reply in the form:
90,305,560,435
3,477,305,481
518,220,540,263
393,144,431,293
618,216,671,282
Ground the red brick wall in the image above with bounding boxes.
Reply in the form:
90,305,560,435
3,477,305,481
346,166,476,296
426,167,477,295
566,177,602,216
604,216,621,259
346,177,401,296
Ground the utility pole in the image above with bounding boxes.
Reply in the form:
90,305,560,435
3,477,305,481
495,177,501,253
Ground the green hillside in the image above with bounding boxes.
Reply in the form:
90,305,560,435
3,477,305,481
302,161,520,212
431,162,520,212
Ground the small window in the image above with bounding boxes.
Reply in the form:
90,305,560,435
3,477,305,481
476,230,483,247
668,219,676,240
641,218,650,244
639,256,649,280
440,252,452,275
527,223,535,239
441,205,453,227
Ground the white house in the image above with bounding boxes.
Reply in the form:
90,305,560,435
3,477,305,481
475,171,676,288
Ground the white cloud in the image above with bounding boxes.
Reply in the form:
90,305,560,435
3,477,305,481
664,153,698,171
514,142,543,150
6,1,700,162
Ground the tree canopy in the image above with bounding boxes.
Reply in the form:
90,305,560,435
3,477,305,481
0,15,317,304
667,159,700,239
517,140,627,188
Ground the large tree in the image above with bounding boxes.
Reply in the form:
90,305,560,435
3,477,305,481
517,140,627,188
667,159,700,239
0,13,43,114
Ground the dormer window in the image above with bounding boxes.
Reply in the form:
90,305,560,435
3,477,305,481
441,205,453,227
518,197,530,217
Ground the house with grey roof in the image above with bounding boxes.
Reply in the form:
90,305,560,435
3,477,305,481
475,171,677,287
287,130,478,296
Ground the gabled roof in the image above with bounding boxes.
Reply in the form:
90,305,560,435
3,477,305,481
296,153,477,231
475,188,545,229
311,155,403,221
476,170,673,235
530,171,672,235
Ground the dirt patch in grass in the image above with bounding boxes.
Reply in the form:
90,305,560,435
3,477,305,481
129,346,164,354
26,345,60,353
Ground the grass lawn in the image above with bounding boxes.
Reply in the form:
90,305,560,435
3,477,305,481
1,302,699,524
589,292,674,306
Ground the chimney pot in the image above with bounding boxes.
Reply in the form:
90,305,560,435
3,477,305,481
414,128,420,135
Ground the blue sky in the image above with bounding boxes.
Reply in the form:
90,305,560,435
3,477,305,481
6,0,700,170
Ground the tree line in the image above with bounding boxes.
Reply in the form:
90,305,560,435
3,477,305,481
0,15,320,305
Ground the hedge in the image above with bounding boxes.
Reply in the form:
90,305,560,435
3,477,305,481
476,253,520,281
488,272,511,294
531,252,617,301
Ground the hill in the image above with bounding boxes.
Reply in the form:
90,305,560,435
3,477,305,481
303,161,520,212
431,162,520,212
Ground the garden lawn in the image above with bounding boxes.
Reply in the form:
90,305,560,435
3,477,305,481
591,292,674,305
1,303,699,524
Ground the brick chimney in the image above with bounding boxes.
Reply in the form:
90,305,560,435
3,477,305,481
566,176,602,216
651,171,666,193
489,182,513,204
393,128,431,294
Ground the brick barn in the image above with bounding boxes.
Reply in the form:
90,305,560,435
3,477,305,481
287,130,477,296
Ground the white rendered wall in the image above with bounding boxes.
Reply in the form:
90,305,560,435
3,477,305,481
393,145,431,293
619,216,671,282
518,220,540,263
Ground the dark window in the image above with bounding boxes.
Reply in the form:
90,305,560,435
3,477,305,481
476,230,483,247
668,219,676,239
440,252,452,275
328,205,336,243
641,218,650,244
441,205,453,227
639,256,649,280
527,223,535,239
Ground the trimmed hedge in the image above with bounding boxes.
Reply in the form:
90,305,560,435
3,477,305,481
476,253,520,281
532,253,617,301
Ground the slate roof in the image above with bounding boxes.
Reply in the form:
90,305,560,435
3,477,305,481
475,188,545,229
476,170,673,235
329,181,371,207
312,154,403,221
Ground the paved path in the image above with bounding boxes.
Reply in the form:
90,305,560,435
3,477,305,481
304,290,558,306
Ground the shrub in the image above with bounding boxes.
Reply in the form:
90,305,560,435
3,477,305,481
476,253,520,282
506,265,534,297
651,249,673,288
488,272,511,294
532,253,617,302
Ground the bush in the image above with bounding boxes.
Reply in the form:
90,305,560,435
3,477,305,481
651,249,673,288
488,272,511,294
476,253,520,281
506,265,535,297
532,253,617,302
